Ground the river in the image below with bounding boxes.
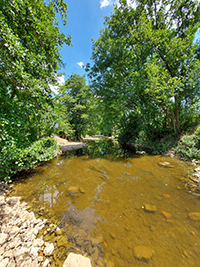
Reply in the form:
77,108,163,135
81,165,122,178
8,140,200,267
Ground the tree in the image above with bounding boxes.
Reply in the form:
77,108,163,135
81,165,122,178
0,0,71,181
56,74,98,139
88,0,200,138
0,0,71,141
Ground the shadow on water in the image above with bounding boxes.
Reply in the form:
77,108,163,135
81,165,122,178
8,140,200,267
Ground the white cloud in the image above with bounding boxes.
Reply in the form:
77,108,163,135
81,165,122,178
100,0,111,8
49,75,65,94
100,0,137,9
100,0,120,8
77,62,85,69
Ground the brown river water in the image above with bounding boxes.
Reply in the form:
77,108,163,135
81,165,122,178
8,141,200,267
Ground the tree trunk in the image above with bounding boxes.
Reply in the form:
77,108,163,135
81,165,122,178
173,95,181,135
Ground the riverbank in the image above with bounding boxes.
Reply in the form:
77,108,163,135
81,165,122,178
0,182,92,267
53,135,88,154
0,182,53,267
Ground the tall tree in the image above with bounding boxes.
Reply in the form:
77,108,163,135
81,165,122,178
0,0,71,143
56,74,97,139
0,0,71,181
88,0,200,137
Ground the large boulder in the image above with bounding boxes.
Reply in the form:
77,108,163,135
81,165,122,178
63,253,92,267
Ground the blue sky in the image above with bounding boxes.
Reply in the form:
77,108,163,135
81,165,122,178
56,0,200,86
57,0,118,83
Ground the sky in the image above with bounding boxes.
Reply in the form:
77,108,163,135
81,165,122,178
56,0,200,87
57,0,118,84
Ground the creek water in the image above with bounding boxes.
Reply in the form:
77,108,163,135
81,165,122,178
9,140,200,267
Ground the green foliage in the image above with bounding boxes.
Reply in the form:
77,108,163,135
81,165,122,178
88,0,200,140
174,131,200,160
56,74,99,140
0,0,71,181
81,140,125,159
0,136,58,183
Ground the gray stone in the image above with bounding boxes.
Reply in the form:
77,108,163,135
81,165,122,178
44,243,54,256
195,166,200,172
63,253,92,267
33,238,44,247
20,258,32,267
7,262,16,267
43,259,50,267
0,257,9,267
0,233,8,245
14,247,30,258
31,258,39,267
30,246,39,259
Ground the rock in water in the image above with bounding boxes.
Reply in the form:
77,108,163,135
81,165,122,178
144,204,157,212
134,246,154,261
63,253,92,267
163,194,170,199
162,211,172,220
158,162,173,168
68,186,79,194
188,212,200,221
44,243,54,256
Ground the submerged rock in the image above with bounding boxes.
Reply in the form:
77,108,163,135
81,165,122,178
134,245,154,261
57,236,68,248
158,162,173,168
63,253,92,267
79,188,86,194
162,211,172,220
68,186,79,194
188,212,200,221
163,194,170,199
144,204,157,212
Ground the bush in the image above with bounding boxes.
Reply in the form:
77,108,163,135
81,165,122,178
174,131,200,161
0,137,58,183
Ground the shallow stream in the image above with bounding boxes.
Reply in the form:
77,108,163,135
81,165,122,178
9,140,200,267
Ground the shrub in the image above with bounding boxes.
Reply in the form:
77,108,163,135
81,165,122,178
0,137,58,183
174,132,200,161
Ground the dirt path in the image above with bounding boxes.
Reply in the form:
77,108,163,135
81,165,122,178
53,135,88,153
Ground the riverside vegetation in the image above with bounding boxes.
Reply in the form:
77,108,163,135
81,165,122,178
1,0,200,183
1,1,200,267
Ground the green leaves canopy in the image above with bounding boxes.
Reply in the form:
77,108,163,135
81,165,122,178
56,74,98,139
88,0,200,137
0,0,71,181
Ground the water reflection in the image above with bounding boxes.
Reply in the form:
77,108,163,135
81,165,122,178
9,141,200,267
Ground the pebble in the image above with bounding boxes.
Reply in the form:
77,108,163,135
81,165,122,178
162,211,172,220
0,181,98,267
63,253,92,267
188,212,200,221
134,245,154,261
67,186,79,194
158,162,173,168
144,204,157,212
44,243,54,256
0,187,53,267
163,194,170,199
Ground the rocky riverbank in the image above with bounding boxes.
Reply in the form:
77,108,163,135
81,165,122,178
0,182,92,267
